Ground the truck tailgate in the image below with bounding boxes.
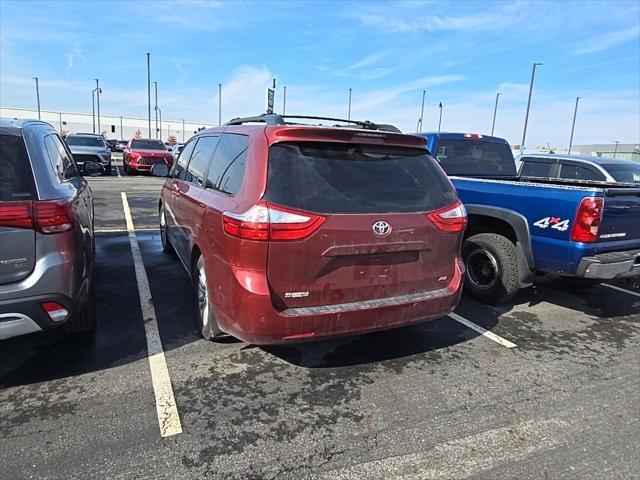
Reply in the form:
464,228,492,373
598,188,640,243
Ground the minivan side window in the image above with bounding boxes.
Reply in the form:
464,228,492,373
44,134,79,181
207,134,250,195
559,164,603,181
173,138,197,180
520,159,554,177
185,136,219,187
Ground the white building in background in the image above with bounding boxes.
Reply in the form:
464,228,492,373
0,107,214,143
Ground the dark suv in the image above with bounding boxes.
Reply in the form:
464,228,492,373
156,114,466,344
0,118,99,340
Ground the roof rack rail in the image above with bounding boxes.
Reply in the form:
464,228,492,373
225,114,401,133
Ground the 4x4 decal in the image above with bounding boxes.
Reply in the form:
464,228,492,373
533,216,570,232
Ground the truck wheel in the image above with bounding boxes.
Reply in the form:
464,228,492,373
64,286,97,334
462,233,520,304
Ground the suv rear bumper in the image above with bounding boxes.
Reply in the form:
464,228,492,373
0,293,76,340
218,259,464,345
576,249,640,279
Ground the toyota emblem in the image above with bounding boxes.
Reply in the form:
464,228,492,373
372,220,391,236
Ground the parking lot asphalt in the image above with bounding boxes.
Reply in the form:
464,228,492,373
1,163,639,480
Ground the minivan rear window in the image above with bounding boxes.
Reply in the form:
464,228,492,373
264,142,457,214
0,134,37,201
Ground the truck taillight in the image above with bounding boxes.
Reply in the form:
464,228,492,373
571,197,604,243
35,199,74,234
0,201,34,229
427,200,467,233
223,201,326,241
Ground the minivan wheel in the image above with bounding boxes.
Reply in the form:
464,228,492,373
194,255,225,341
64,285,97,334
462,233,520,305
159,206,173,253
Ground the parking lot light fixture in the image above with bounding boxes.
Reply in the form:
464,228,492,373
613,140,620,158
154,81,158,139
521,62,543,152
92,88,96,133
147,52,151,138
95,79,101,134
438,102,443,133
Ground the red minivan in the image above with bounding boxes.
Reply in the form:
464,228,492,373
157,115,466,344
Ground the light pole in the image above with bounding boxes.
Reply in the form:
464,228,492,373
613,140,620,158
153,81,158,139
218,83,222,126
347,88,352,121
146,52,151,138
491,92,500,136
568,96,581,155
438,102,443,133
120,116,123,140
33,77,41,120
283,85,287,115
95,79,101,134
156,107,162,141
91,88,98,133
182,119,185,143
521,62,543,152
417,90,426,133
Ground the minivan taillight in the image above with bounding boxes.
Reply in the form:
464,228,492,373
223,201,326,241
571,197,604,243
0,201,34,229
35,199,74,234
427,200,467,233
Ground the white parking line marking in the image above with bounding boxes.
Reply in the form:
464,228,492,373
96,227,158,233
448,312,517,349
602,283,640,298
121,192,182,437
115,165,121,178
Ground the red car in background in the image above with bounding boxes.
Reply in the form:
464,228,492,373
123,138,173,175
156,114,467,345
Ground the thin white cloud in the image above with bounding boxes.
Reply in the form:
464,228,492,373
347,50,390,70
572,25,640,55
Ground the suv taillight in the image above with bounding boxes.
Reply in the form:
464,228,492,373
571,197,604,243
0,201,34,229
426,200,467,233
223,201,326,241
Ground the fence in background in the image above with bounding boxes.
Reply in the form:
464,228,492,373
0,106,214,143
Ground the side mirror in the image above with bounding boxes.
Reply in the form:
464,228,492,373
151,163,170,177
82,161,104,177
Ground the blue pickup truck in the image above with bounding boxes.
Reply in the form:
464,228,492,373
418,132,640,304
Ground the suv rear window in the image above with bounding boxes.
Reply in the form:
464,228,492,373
435,140,517,176
0,134,37,201
264,142,456,214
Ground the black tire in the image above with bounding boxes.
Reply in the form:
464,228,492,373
193,254,225,341
159,204,174,254
104,165,112,176
462,233,520,304
123,162,128,173
64,286,97,334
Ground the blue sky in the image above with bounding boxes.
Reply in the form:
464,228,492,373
1,0,639,147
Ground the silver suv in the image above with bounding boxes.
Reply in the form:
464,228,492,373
0,118,100,340
65,132,112,176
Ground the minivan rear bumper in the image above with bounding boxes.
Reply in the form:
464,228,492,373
219,259,464,344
